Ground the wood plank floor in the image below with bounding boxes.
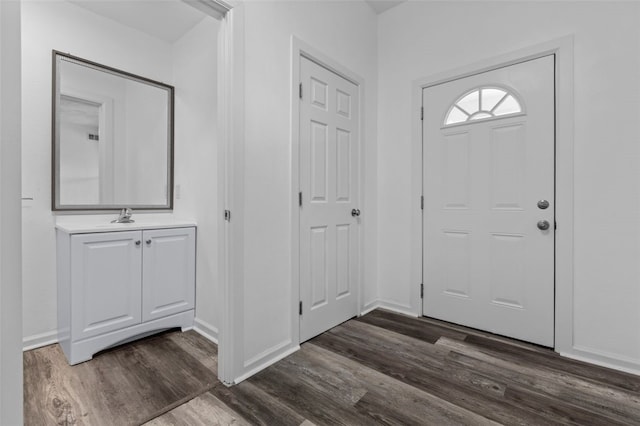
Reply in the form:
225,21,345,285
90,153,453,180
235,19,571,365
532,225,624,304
25,310,640,425
24,330,218,425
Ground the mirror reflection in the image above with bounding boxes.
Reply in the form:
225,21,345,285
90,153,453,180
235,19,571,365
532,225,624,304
53,51,174,210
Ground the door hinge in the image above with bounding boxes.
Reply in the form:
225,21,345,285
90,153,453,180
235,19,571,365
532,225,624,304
421,106,424,121
224,210,231,222
299,301,303,315
299,82,303,100
299,191,303,207
420,195,424,210
420,283,424,298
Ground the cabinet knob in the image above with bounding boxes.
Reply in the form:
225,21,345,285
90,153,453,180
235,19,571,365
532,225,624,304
146,239,152,245
135,240,141,246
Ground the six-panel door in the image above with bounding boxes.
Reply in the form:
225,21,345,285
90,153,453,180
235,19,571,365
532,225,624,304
299,56,360,342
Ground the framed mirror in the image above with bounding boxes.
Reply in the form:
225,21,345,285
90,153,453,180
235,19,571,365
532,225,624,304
52,50,174,211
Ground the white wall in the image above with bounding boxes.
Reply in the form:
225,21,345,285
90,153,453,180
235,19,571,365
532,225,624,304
377,1,640,372
0,1,23,422
227,0,378,381
172,16,221,341
21,0,172,348
21,1,220,348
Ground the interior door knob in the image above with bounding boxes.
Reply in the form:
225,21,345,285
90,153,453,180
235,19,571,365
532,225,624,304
537,220,550,231
351,208,361,217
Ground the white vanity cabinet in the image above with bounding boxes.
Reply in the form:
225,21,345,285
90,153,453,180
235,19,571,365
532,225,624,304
56,223,196,365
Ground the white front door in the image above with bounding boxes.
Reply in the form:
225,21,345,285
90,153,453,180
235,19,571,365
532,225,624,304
299,56,359,342
422,56,555,347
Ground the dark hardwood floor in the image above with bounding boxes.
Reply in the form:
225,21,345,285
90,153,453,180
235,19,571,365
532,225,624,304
25,310,640,425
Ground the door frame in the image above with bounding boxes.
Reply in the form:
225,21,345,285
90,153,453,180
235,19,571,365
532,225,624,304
411,36,574,354
291,36,366,344
0,1,23,423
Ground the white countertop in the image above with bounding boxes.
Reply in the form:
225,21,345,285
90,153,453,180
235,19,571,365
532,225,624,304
56,219,196,234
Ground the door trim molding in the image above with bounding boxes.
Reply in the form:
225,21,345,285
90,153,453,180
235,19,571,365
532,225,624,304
291,36,366,344
412,36,574,354
217,2,244,386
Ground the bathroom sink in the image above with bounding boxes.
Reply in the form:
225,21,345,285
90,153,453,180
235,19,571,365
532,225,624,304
56,220,197,234
92,222,163,229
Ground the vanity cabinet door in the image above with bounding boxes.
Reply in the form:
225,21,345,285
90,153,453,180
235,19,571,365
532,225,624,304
142,227,195,322
71,231,142,340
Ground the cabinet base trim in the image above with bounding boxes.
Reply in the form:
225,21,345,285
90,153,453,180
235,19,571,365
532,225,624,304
60,310,195,365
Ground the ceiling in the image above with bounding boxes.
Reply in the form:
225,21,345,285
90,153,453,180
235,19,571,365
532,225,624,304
69,0,406,43
364,0,407,15
69,0,207,43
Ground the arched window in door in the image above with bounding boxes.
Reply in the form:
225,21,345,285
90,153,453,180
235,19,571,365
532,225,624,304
444,86,524,126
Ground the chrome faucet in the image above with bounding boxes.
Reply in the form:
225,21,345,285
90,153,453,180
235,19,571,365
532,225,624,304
111,208,134,223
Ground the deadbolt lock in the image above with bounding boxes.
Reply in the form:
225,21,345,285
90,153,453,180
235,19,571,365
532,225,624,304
537,200,550,210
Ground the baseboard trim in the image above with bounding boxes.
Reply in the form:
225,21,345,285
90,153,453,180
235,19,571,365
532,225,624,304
23,319,220,352
377,299,419,317
235,342,299,385
560,346,640,377
193,318,219,344
244,338,292,367
360,300,380,316
23,330,58,352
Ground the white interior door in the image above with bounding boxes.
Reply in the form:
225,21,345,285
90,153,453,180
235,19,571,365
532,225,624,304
422,55,555,347
299,56,359,342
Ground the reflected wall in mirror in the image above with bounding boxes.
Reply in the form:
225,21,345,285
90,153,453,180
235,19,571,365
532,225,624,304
52,51,174,211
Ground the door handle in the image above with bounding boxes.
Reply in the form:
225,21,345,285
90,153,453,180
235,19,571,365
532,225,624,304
351,208,361,217
537,220,550,231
